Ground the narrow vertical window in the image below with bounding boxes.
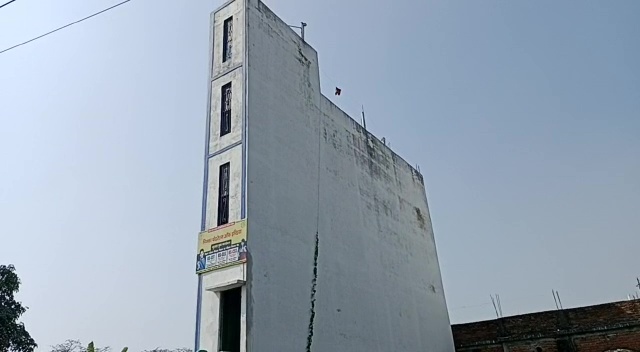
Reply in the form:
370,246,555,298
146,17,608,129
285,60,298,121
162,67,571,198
217,162,230,226
220,82,232,136
222,17,233,62
219,287,241,352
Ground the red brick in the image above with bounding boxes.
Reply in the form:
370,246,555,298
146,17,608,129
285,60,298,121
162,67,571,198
452,300,640,352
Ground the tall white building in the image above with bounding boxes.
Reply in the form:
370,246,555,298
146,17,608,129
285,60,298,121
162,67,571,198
194,0,454,351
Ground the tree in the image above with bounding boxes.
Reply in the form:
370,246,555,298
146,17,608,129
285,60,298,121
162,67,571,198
0,265,37,352
50,341,185,352
142,348,191,352
50,340,84,352
50,340,123,352
50,340,112,352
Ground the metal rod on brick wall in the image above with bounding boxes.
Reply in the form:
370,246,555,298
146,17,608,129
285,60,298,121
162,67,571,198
490,294,503,319
490,295,498,319
556,291,564,310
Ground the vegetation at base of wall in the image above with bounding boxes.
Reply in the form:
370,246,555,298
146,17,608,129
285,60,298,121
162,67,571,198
50,341,188,352
51,340,108,352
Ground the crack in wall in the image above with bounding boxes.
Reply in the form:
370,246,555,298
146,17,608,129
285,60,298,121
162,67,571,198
306,230,320,352
306,53,323,351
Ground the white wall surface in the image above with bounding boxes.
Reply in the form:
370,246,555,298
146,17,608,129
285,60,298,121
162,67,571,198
205,147,243,230
203,0,245,232
245,2,322,349
209,68,244,153
211,1,245,78
196,2,247,351
245,0,454,351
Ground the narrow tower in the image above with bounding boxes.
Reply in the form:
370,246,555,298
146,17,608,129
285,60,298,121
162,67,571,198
194,1,455,351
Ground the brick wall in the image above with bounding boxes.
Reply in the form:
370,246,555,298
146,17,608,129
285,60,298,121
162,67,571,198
452,300,640,352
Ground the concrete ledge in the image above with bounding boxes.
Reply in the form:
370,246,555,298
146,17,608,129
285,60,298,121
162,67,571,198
206,279,245,292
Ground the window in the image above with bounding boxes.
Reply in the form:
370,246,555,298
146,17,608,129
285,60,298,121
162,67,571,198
220,82,232,136
217,163,230,226
222,17,233,62
218,287,241,352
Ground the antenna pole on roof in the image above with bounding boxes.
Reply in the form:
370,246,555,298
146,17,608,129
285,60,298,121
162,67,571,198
490,295,500,319
288,22,307,41
555,290,564,310
361,105,367,130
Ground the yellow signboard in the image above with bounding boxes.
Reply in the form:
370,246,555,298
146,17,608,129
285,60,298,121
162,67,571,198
196,220,247,274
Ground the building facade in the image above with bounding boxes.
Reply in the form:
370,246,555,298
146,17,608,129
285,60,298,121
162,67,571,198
193,1,454,351
452,300,640,352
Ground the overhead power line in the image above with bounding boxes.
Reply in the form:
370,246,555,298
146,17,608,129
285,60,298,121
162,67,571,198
0,0,132,55
0,0,17,9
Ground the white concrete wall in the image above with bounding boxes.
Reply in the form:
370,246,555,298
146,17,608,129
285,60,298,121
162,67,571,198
204,0,246,229
209,69,243,153
244,1,322,349
196,1,247,351
211,1,245,78
204,147,243,230
245,0,454,351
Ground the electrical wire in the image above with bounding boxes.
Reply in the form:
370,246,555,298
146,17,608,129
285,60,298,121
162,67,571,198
0,0,132,55
0,0,17,9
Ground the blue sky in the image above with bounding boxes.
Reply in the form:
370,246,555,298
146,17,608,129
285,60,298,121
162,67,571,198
1,0,639,351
